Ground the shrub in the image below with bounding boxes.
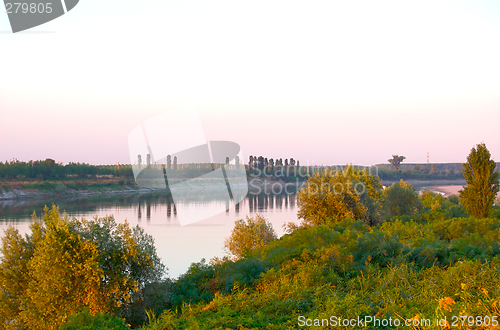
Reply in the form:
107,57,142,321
420,189,444,210
58,308,129,330
297,166,382,226
224,214,277,259
448,194,459,204
54,183,67,194
383,180,422,217
0,205,165,329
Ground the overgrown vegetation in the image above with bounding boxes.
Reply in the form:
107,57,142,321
0,205,165,329
136,200,500,329
2,144,500,329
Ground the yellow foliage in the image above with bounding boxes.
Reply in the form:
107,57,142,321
438,297,456,313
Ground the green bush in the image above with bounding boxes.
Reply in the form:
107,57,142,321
54,183,67,194
420,189,444,210
41,180,57,190
448,194,459,204
58,308,129,330
382,180,422,217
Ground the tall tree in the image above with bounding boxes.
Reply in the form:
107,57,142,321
257,156,264,170
459,143,499,218
166,155,171,170
173,156,177,171
388,155,405,170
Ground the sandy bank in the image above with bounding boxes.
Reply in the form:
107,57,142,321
426,185,462,197
428,185,500,199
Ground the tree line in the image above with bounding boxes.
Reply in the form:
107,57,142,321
0,159,133,180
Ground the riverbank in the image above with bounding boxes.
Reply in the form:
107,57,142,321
0,177,291,201
0,185,160,201
426,185,462,197
1,178,468,201
427,184,500,199
381,178,466,188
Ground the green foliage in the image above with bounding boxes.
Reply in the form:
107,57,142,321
0,159,134,180
382,179,422,217
297,166,382,226
58,308,129,330
448,194,459,204
224,214,277,259
140,199,500,329
419,189,444,210
388,154,406,170
377,163,465,181
0,205,165,330
54,182,67,194
460,143,500,218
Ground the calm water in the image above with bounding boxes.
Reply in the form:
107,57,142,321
0,182,462,278
0,190,300,278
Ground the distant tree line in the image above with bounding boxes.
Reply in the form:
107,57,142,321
248,155,300,171
377,167,465,181
247,155,308,181
0,159,133,180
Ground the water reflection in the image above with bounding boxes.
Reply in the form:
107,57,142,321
0,189,302,278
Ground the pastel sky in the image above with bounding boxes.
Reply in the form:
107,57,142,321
1,0,499,166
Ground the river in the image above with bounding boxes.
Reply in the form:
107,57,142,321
0,181,464,278
0,189,300,278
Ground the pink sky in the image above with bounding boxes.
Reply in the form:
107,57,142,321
1,1,500,166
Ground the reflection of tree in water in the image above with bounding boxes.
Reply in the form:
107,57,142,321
0,190,297,225
245,192,295,213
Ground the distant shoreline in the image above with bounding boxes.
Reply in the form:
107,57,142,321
0,178,469,201
0,179,283,202
427,184,500,198
381,179,466,187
